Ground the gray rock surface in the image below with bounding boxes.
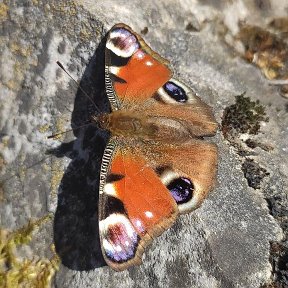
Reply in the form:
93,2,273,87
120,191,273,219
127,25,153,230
0,1,287,287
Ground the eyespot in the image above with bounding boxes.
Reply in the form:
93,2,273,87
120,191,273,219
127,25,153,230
154,78,197,104
163,81,188,103
167,177,194,204
100,214,139,263
155,167,197,212
107,27,140,58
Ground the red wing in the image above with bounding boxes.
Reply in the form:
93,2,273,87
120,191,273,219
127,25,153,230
98,139,178,271
105,23,172,110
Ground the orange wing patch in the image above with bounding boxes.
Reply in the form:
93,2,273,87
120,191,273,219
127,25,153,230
105,23,172,108
113,51,172,103
108,150,178,237
99,147,178,270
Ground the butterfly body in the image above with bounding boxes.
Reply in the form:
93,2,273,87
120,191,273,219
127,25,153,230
95,109,196,142
95,23,218,271
96,111,159,140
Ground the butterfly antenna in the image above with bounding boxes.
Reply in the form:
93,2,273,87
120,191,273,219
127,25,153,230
56,61,101,113
47,121,93,139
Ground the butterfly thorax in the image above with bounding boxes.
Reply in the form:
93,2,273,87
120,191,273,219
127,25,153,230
94,111,193,142
94,111,157,138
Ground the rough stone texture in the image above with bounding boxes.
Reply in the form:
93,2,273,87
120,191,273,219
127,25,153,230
1,1,287,287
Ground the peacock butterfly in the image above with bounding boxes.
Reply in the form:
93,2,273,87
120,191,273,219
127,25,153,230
91,23,218,271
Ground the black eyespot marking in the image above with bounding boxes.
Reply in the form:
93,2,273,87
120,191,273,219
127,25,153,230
163,81,188,103
108,50,130,67
100,195,126,219
109,73,127,84
155,165,172,176
106,173,125,183
167,177,194,204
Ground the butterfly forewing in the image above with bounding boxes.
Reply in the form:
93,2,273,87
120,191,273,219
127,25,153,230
140,140,218,213
99,138,178,271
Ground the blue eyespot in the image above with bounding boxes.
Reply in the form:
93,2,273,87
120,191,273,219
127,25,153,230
163,81,188,103
167,177,194,204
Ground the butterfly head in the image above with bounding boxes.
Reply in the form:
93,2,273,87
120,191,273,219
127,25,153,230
91,113,110,130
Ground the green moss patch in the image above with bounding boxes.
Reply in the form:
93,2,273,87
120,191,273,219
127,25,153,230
222,93,268,138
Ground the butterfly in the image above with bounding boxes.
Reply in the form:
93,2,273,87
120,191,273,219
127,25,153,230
93,23,218,271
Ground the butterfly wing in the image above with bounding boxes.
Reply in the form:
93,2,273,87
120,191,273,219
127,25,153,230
99,139,178,271
105,24,217,136
98,138,217,270
146,78,218,137
140,140,218,213
105,23,172,110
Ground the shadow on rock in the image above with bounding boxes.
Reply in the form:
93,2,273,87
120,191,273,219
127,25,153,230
50,34,110,271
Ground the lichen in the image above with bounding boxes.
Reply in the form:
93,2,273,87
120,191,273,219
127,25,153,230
80,22,93,41
222,94,270,189
0,3,8,22
241,158,269,189
10,42,32,58
0,154,5,173
0,137,9,149
49,1,77,17
236,24,288,80
51,117,68,141
0,214,60,288
38,124,50,134
44,1,103,42
222,93,268,138
50,159,64,198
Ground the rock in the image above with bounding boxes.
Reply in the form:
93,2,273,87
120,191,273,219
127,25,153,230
0,1,287,287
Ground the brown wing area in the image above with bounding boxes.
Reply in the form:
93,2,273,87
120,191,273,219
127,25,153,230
105,23,172,109
105,90,218,142
142,97,218,138
136,78,218,138
140,140,218,213
99,143,178,271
